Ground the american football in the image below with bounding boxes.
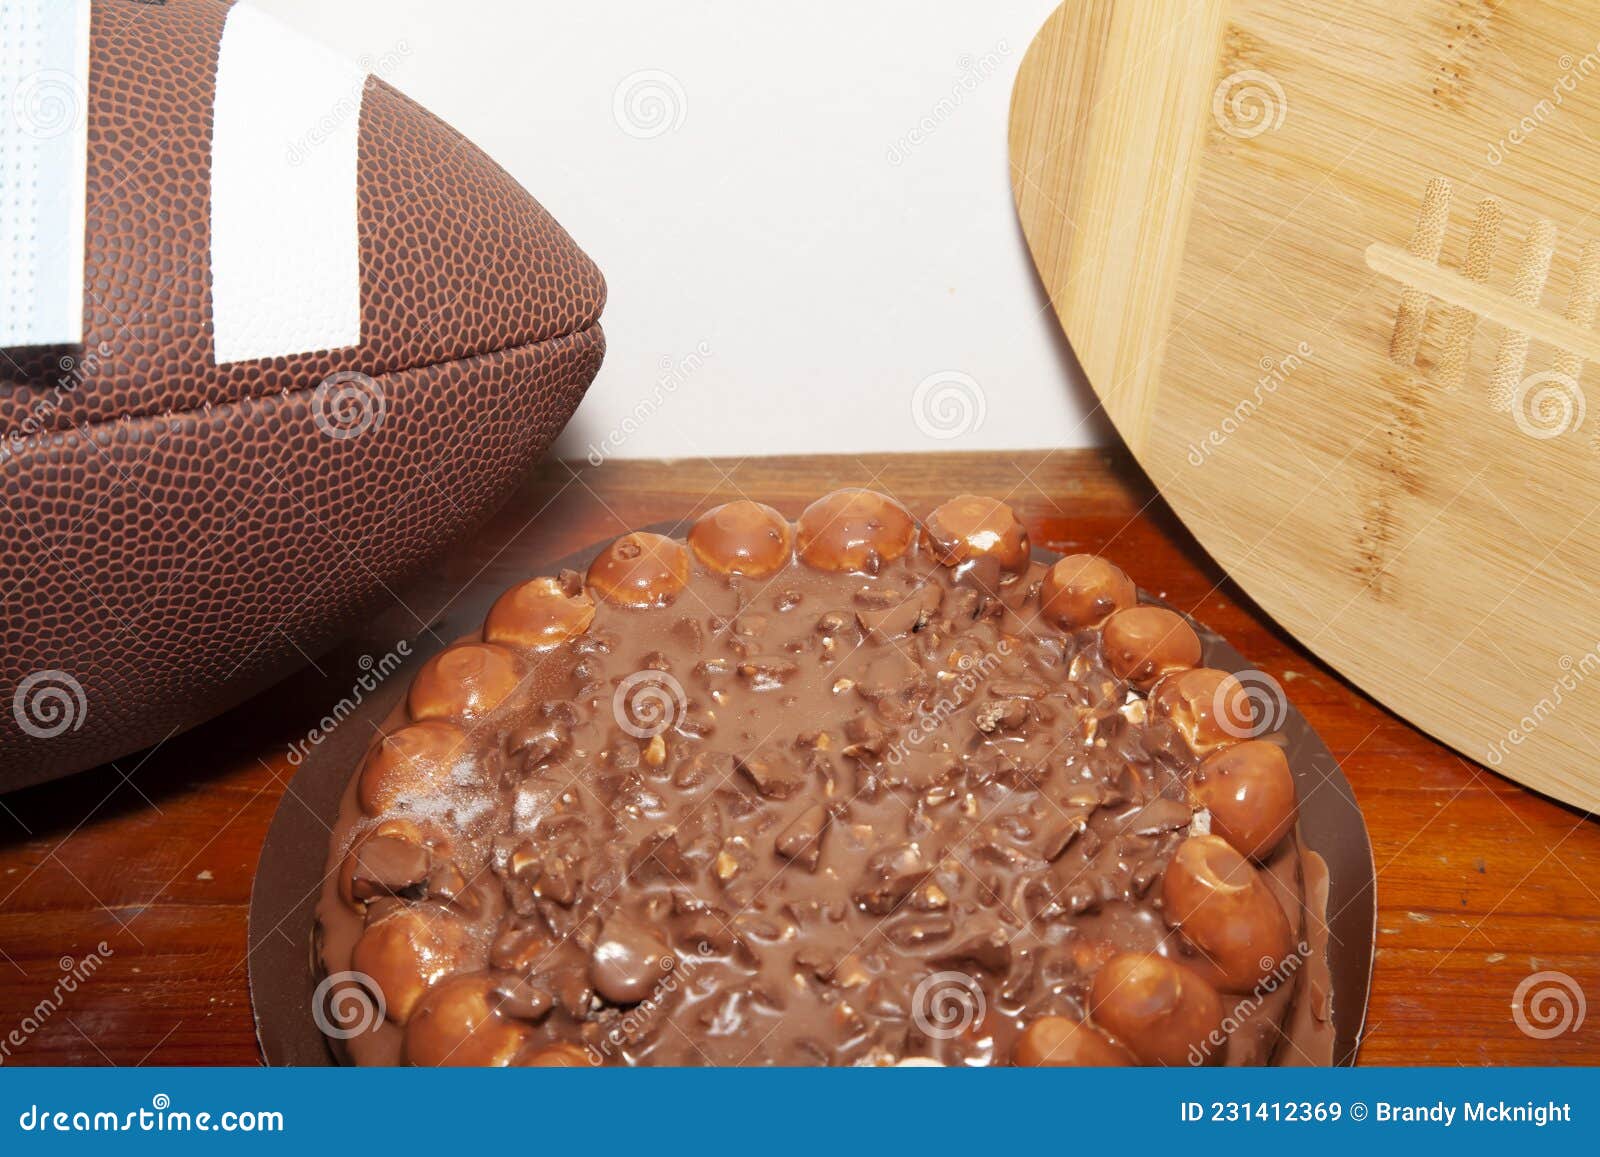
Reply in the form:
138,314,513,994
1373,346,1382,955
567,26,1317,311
0,0,606,786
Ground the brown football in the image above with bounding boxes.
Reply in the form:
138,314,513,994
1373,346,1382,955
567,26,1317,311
0,0,605,787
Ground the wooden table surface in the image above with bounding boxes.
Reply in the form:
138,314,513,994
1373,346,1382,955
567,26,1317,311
1,449,1595,1066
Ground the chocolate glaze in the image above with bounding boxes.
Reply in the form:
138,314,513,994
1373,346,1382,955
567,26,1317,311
315,501,1338,1066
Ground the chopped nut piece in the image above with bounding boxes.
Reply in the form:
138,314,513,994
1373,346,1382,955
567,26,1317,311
1041,808,1093,862
775,804,830,870
1128,796,1192,835
852,843,931,915
713,838,754,886
973,698,1028,734
738,656,799,690
843,713,890,756
737,751,805,799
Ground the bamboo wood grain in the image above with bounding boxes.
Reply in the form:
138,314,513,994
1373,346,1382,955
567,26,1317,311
1010,0,1600,811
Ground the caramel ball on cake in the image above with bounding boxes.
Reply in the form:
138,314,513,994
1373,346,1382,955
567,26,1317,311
358,722,467,816
408,643,520,723
1191,740,1298,860
1088,953,1224,1066
339,829,432,907
371,817,431,844
795,489,917,574
587,532,691,607
590,913,673,1005
1102,606,1203,691
921,495,1031,577
484,576,595,651
351,907,471,1025
517,1042,595,1067
1161,834,1296,992
403,973,532,1067
689,501,793,577
1039,554,1137,630
1012,1015,1134,1066
1150,667,1253,756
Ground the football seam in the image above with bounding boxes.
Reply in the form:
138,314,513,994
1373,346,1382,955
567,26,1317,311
9,319,605,449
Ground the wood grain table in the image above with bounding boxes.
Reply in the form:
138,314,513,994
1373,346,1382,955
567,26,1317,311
1,450,1595,1066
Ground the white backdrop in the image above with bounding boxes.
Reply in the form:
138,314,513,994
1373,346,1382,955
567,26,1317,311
257,0,1109,460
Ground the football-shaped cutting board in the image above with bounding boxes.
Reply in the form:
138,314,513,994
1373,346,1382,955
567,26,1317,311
1011,0,1600,811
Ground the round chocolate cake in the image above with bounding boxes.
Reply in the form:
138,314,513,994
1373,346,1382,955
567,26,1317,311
316,491,1334,1066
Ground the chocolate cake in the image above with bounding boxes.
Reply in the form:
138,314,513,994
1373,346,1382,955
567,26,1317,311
316,491,1334,1066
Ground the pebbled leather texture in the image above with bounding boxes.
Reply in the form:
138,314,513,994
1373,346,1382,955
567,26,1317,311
0,0,606,787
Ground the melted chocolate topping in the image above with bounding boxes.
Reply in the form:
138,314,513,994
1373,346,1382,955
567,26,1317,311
317,497,1330,1066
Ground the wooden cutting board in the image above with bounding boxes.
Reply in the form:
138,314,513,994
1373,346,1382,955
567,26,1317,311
1010,0,1600,811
